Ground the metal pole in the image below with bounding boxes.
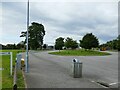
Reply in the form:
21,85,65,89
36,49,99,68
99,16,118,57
10,52,12,75
26,0,29,73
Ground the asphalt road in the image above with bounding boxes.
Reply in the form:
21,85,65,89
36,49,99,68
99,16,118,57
24,50,118,89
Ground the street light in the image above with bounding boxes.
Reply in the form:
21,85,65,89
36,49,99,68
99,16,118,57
25,0,29,73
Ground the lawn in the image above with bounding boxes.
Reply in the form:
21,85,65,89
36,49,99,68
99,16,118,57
0,50,25,89
49,49,111,56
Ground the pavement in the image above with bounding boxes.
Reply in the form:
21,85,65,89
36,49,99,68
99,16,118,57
23,50,119,89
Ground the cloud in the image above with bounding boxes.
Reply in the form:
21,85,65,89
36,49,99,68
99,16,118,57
1,2,27,44
1,1,118,45
1,0,119,2
33,2,118,45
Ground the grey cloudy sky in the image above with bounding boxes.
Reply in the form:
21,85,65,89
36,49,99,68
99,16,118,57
0,0,118,45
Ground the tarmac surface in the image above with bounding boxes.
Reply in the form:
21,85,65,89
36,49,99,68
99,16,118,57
23,50,119,89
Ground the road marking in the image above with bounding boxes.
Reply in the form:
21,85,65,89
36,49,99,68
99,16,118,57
91,80,95,83
90,80,109,88
109,82,119,85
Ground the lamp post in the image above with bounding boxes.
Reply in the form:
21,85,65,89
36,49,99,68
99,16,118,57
26,0,29,73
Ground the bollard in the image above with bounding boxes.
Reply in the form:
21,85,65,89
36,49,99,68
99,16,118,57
21,58,25,67
16,54,22,70
73,59,82,78
13,84,17,90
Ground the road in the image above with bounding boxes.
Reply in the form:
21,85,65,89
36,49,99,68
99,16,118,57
24,50,118,88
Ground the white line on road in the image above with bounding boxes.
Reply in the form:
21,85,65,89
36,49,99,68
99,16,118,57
109,82,119,85
90,80,109,88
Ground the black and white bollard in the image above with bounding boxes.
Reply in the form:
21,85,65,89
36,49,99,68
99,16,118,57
16,54,22,70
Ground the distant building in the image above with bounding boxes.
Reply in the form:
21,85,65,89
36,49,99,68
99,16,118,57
47,45,54,50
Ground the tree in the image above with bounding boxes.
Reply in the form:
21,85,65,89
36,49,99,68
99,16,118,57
117,35,120,51
43,44,47,49
72,40,78,49
100,35,120,50
106,41,113,49
16,41,25,49
5,44,17,49
13,44,16,49
112,40,118,49
64,37,78,49
80,33,99,49
55,37,64,50
20,22,45,50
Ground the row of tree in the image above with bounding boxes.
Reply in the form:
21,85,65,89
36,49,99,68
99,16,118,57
20,22,99,50
55,33,99,50
100,35,120,51
2,21,119,51
19,21,120,51
55,37,78,50
1,43,54,50
1,42,25,50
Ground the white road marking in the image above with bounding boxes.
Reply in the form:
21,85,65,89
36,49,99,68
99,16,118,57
90,80,108,88
91,81,95,82
109,82,119,85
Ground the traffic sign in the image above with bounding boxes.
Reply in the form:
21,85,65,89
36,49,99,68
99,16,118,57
0,52,10,55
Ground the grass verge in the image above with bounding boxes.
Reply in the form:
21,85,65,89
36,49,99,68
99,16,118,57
17,70,25,88
0,55,2,89
49,50,111,56
0,50,25,89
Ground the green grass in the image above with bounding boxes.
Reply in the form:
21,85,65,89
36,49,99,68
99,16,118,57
17,70,25,88
2,55,13,89
0,50,25,89
49,50,111,56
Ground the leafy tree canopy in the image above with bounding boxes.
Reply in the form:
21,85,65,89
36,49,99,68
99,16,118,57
117,35,120,51
20,22,45,50
80,33,99,49
64,37,78,49
55,37,64,50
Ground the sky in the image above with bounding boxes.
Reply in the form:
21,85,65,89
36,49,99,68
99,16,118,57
0,0,119,46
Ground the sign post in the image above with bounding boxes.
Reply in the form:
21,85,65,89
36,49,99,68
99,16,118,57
0,52,13,75
10,52,13,75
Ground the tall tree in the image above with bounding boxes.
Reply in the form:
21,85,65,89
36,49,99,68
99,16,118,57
64,37,78,49
80,33,99,49
117,35,120,51
43,44,47,49
16,41,25,49
20,22,45,50
55,37,64,50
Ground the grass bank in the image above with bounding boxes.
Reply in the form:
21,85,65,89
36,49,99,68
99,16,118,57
49,50,111,56
0,50,25,89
